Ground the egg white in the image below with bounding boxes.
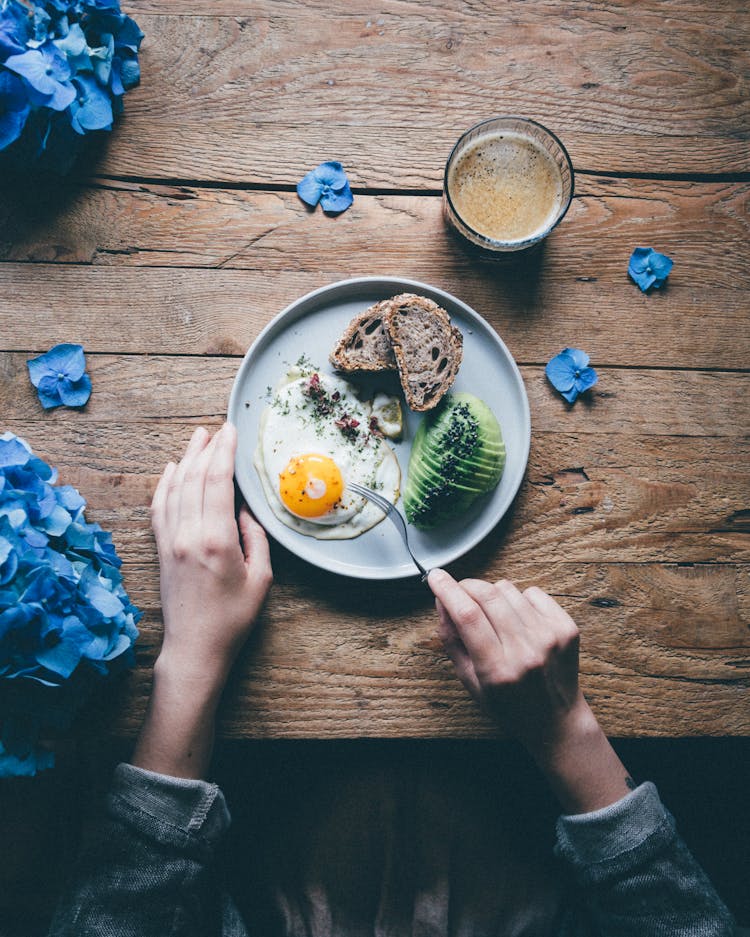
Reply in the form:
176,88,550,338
254,370,401,540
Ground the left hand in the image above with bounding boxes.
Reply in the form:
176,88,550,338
150,422,273,689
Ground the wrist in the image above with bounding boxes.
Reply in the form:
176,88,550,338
523,694,632,814
522,692,599,766
153,644,231,703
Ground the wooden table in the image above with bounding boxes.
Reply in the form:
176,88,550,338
1,0,748,739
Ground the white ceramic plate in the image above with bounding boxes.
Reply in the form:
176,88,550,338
228,277,531,579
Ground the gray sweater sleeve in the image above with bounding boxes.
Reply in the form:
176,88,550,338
48,763,249,937
555,781,736,937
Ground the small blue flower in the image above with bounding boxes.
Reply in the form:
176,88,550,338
628,246,673,292
546,347,598,404
27,343,92,409
297,160,354,214
4,41,76,110
69,73,113,133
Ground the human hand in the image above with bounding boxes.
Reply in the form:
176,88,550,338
428,569,634,813
427,569,582,749
150,423,273,691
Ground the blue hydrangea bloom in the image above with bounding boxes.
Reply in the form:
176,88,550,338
0,0,143,170
4,42,75,110
546,347,598,404
628,246,673,291
297,160,354,214
27,343,92,409
0,68,29,148
0,432,140,777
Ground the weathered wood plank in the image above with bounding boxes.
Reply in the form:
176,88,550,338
1,180,748,368
1,417,747,585
96,557,750,739
1,355,748,437
2,178,748,285
62,2,749,182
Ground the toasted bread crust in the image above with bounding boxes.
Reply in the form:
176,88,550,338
328,300,397,372
383,293,463,411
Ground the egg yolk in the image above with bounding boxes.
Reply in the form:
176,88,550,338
279,454,344,518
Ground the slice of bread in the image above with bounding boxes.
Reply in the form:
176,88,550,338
384,293,463,411
329,300,397,371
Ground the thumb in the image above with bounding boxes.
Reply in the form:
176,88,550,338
238,504,272,574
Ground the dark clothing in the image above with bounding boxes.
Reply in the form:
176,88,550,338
49,764,735,937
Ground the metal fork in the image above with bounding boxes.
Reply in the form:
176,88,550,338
348,482,430,580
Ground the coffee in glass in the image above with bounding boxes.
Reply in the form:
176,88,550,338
444,117,574,252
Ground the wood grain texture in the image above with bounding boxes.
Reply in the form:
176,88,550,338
64,1,750,182
0,403,747,736
1,354,748,436
4,178,749,283
1,179,748,368
92,556,750,739
2,0,748,740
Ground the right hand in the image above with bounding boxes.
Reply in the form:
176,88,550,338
428,569,636,813
427,569,583,749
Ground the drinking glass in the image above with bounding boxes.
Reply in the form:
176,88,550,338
443,116,574,252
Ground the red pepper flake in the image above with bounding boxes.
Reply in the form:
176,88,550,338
369,416,384,438
335,414,360,440
303,372,334,416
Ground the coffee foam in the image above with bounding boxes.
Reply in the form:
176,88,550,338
448,131,564,243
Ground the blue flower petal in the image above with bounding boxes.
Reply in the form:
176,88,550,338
574,365,598,395
0,6,28,58
545,350,576,392
27,345,90,409
0,743,54,778
35,623,90,678
70,75,114,132
320,182,354,213
564,347,590,371
546,348,597,404
298,161,354,213
560,384,580,404
56,485,85,512
628,246,652,274
0,435,32,468
312,160,349,188
39,343,87,382
118,55,140,89
297,170,323,207
114,15,144,53
57,374,92,407
36,375,64,409
87,582,124,617
0,105,29,150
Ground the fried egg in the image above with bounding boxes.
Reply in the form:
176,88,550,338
254,370,401,539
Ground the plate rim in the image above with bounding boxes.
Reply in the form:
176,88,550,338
228,275,531,579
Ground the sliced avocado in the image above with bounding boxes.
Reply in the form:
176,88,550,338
408,456,484,497
410,448,497,494
404,392,506,529
419,435,504,479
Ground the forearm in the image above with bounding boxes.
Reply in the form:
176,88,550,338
132,658,225,780
523,694,633,815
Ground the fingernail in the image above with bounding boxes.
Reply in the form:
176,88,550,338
428,568,447,585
